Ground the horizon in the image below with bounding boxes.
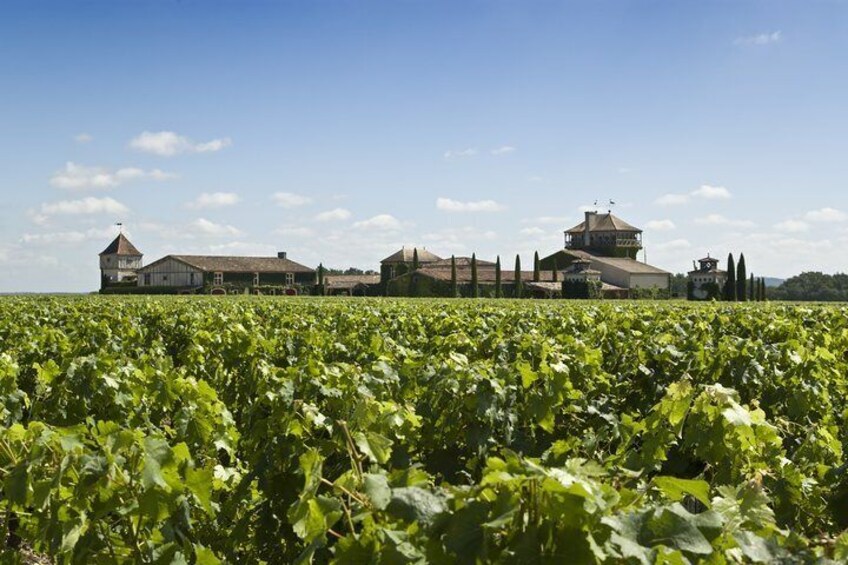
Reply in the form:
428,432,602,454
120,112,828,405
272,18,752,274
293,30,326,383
2,0,848,292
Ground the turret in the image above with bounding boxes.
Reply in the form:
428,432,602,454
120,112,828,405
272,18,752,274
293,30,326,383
99,233,143,288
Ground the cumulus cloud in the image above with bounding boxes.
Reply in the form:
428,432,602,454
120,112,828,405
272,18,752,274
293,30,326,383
646,219,676,231
353,214,402,231
804,207,846,223
50,162,175,190
190,218,243,237
20,226,118,245
129,131,232,157
40,196,129,216
186,192,241,209
436,197,506,213
774,219,810,233
735,31,782,46
656,185,732,206
272,192,313,208
490,145,516,156
443,148,477,159
691,185,732,200
74,133,92,143
694,214,755,228
315,208,351,222
654,239,692,251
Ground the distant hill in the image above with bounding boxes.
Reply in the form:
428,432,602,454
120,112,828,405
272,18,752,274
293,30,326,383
764,277,785,288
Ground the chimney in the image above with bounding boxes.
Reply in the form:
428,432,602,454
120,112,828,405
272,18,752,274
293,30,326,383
583,211,595,248
277,251,287,260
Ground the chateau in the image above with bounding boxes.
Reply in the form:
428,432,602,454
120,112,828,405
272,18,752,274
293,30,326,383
99,211,672,297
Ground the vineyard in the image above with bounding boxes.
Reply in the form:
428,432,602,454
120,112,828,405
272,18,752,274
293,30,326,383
1,296,847,563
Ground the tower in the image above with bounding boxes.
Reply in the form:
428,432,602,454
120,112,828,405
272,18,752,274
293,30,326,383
99,233,143,288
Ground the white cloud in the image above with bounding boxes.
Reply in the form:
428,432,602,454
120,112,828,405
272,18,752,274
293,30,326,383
656,185,731,206
50,162,175,190
20,226,118,245
654,239,692,251
735,31,782,46
436,197,506,213
273,226,315,238
186,192,241,209
353,214,402,231
646,219,676,231
656,193,690,206
315,208,351,222
691,185,732,200
74,133,92,143
804,207,846,223
190,218,243,237
774,219,809,233
443,148,477,159
40,196,129,216
694,214,755,228
272,192,313,208
490,145,516,156
129,131,232,157
519,227,546,236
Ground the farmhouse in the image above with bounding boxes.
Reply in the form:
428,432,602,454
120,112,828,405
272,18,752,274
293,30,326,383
99,233,143,287
540,211,670,294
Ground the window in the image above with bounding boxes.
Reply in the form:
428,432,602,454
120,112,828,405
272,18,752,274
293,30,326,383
286,273,295,286
190,273,195,285
214,272,223,285
253,272,260,286
162,275,168,282
144,273,151,285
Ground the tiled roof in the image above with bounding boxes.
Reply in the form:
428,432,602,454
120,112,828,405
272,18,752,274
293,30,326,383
565,213,641,234
140,255,314,274
99,234,142,256
559,249,669,275
415,265,561,283
325,274,381,287
381,247,442,264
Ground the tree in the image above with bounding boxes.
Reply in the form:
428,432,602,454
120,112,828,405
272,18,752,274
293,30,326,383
514,255,522,298
533,251,541,282
317,263,324,285
724,253,736,301
749,273,755,301
471,253,479,298
412,248,420,271
495,256,502,298
760,278,767,301
736,253,747,302
450,255,458,297
552,257,558,283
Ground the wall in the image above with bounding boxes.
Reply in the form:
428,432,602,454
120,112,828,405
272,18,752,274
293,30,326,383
138,258,203,287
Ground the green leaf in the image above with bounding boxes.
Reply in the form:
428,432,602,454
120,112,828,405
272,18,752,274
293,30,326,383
653,476,711,507
60,513,87,553
194,546,222,565
186,466,214,514
289,496,343,543
354,431,393,465
363,473,391,510
386,487,447,527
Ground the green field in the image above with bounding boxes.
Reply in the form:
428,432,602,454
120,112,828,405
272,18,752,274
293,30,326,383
1,296,847,563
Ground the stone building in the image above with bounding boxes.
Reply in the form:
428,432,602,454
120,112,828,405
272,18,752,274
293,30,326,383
687,255,726,300
99,233,143,288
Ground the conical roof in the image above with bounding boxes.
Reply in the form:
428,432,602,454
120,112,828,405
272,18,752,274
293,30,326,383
99,233,142,256
565,213,641,234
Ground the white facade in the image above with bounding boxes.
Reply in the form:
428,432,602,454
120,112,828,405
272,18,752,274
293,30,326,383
587,258,670,290
137,257,204,287
100,254,142,283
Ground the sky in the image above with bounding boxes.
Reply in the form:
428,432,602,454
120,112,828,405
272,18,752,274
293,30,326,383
1,0,847,292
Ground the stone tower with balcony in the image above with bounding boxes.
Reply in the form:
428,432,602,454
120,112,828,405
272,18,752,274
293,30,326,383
563,211,643,259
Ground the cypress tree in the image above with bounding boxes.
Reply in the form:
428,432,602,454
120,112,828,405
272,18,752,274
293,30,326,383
724,253,736,301
317,263,324,285
450,255,458,297
760,278,767,301
552,257,558,282
412,248,420,271
471,253,479,298
514,255,522,298
749,273,755,301
533,251,541,282
736,253,747,302
495,256,502,298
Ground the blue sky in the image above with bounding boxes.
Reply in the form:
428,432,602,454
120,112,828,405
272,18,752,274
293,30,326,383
1,0,847,291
